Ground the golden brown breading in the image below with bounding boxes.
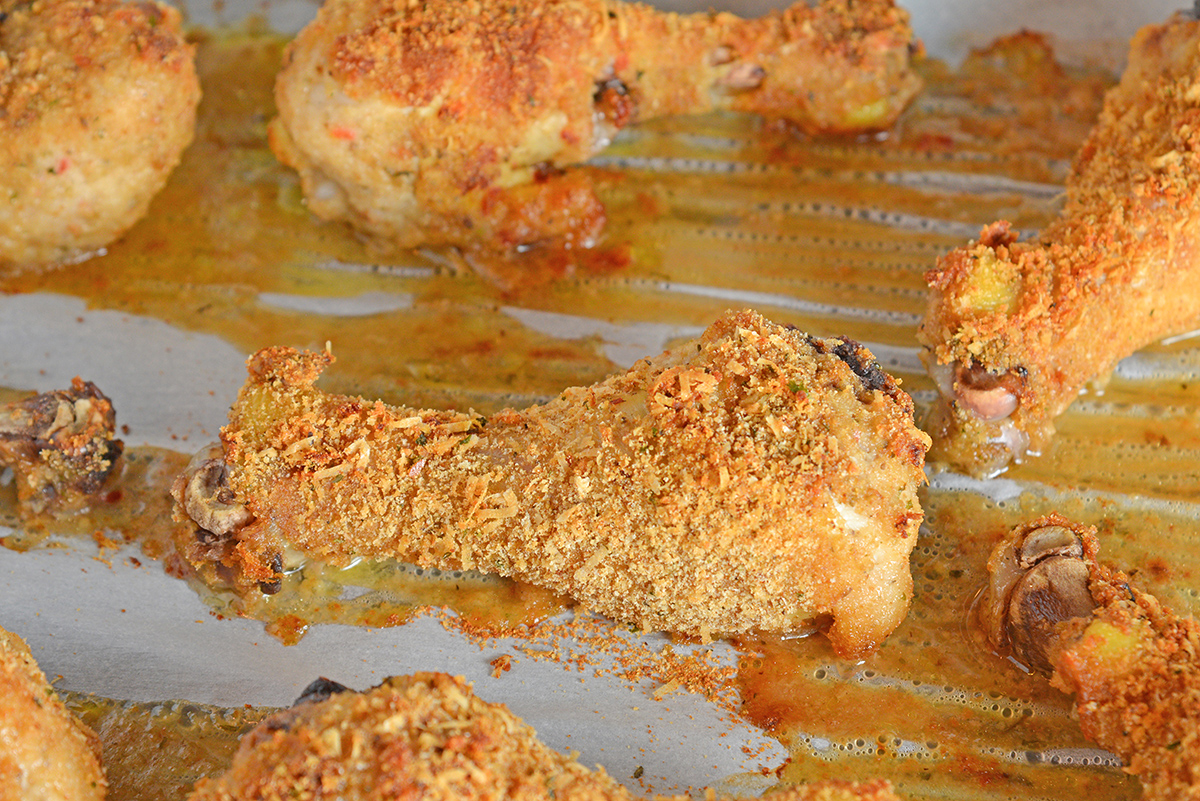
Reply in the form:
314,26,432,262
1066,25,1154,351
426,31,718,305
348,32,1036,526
188,672,901,801
918,12,1200,476
173,310,929,655
0,379,124,517
269,0,921,251
0,624,107,801
980,515,1200,801
0,0,199,270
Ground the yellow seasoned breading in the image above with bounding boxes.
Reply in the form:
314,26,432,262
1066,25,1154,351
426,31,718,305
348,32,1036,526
188,672,901,801
174,310,930,656
918,12,1200,477
270,0,920,251
0,0,199,270
0,625,107,801
981,515,1200,801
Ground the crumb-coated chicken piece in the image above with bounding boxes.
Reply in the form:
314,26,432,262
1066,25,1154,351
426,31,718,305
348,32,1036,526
980,514,1200,801
0,624,107,800
0,0,200,271
173,310,929,655
0,378,124,517
269,0,921,252
189,672,902,801
918,12,1200,477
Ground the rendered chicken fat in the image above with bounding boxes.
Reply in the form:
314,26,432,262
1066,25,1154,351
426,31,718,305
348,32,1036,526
173,310,930,655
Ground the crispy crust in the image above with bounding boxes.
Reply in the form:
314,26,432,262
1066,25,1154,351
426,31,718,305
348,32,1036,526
188,672,901,801
270,0,919,250
918,13,1200,476
0,625,107,801
176,310,929,655
0,0,200,269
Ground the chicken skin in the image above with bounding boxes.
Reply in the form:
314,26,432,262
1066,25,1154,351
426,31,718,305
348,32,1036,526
189,672,901,801
172,310,929,656
0,624,107,801
980,514,1200,801
269,0,921,252
0,0,199,271
918,12,1200,476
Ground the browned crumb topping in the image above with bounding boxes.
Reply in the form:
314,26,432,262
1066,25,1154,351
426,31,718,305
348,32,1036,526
187,672,902,801
0,0,192,129
0,378,124,517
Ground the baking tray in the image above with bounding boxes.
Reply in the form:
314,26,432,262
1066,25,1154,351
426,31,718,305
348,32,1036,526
0,0,1192,798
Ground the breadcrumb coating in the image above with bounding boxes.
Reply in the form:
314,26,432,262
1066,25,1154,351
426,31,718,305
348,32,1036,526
188,672,902,801
918,12,1200,476
0,0,199,270
269,0,920,251
1053,550,1200,801
0,624,107,801
174,310,929,655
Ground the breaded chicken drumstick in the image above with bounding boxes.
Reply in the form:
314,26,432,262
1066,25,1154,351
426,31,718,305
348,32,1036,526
190,672,901,801
918,12,1200,476
0,624,107,800
173,310,929,655
980,514,1200,800
270,0,921,252
0,0,200,271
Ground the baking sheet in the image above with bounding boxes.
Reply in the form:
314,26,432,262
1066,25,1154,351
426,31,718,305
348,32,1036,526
0,0,1192,798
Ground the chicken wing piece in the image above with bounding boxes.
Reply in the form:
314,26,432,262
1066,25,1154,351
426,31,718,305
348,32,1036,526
269,0,921,252
189,672,901,801
979,514,1200,801
172,310,929,655
0,0,200,271
918,12,1200,477
0,624,107,800
0,378,124,517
